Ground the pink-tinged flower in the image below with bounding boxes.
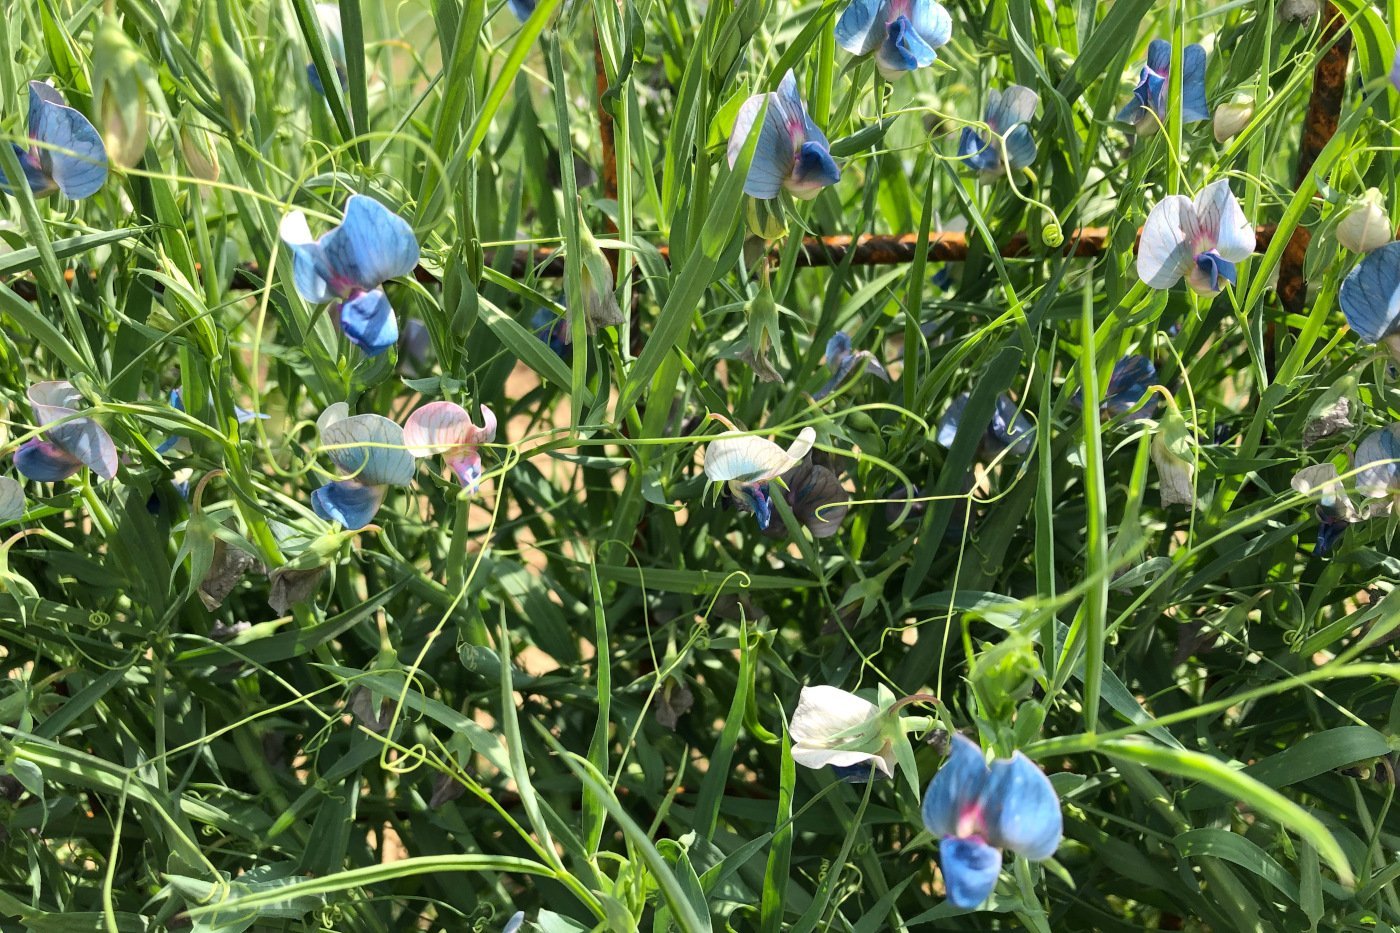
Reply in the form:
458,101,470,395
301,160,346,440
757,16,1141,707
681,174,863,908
921,734,1062,909
403,401,498,492
1138,180,1255,294
14,382,118,483
727,71,840,200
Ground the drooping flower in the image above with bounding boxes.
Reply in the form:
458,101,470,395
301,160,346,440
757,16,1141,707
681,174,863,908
403,401,497,492
1336,188,1391,254
727,71,840,200
14,382,118,483
1138,180,1255,294
789,686,897,780
576,219,624,334
1354,423,1400,511
156,387,266,455
703,422,816,530
737,281,783,383
957,86,1039,180
834,0,952,81
0,476,25,524
1073,355,1158,420
1212,94,1253,143
91,14,153,169
1116,39,1208,137
311,403,415,529
1291,462,1359,556
937,393,1033,459
814,332,890,400
1302,374,1358,448
1339,241,1400,357
920,734,1063,909
0,81,108,200
531,307,572,359
762,456,851,539
280,194,421,356
307,3,348,95
1151,393,1200,509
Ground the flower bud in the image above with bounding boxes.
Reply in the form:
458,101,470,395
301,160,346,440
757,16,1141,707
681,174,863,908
91,15,153,169
211,31,256,134
1150,394,1200,510
178,109,221,182
1337,188,1392,254
736,281,782,382
576,220,623,334
1213,95,1254,143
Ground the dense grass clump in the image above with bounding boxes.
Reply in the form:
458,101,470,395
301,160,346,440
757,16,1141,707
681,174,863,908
2,0,1400,930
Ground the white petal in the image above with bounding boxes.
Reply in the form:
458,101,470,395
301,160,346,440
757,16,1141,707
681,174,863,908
280,210,316,248
1194,180,1255,262
788,685,878,744
1137,196,1197,289
317,402,350,434
704,426,817,484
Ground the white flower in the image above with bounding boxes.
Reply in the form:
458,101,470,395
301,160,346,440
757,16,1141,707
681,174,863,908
1213,96,1254,143
788,686,895,778
1337,189,1392,254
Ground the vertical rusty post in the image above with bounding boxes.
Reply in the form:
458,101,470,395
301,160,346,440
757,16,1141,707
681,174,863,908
1276,3,1352,319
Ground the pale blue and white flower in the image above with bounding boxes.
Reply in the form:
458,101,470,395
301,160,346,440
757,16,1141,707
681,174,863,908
789,686,897,780
0,81,108,200
14,381,118,483
727,71,840,200
958,86,1038,180
921,734,1063,910
1339,240,1400,357
703,424,816,530
835,0,951,80
311,403,415,529
280,195,420,356
1138,180,1255,295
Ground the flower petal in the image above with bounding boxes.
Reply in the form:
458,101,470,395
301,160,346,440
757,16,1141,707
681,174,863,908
14,438,82,482
910,0,952,51
403,401,478,456
46,418,118,480
1354,423,1400,499
320,412,414,486
779,461,850,538
28,380,83,427
1146,39,1171,74
980,752,1063,860
989,394,1033,457
28,81,108,200
921,733,990,837
1104,354,1157,418
1003,125,1037,172
320,195,420,292
939,836,1003,910
789,685,879,746
789,141,840,196
705,427,816,484
339,288,399,356
835,0,888,56
936,393,970,448
1137,195,1198,289
1180,44,1209,123
728,92,793,200
1193,180,1254,262
878,17,939,77
957,128,998,174
0,476,24,524
985,86,1038,136
0,142,54,195
311,479,387,529
1340,241,1400,343
279,210,332,303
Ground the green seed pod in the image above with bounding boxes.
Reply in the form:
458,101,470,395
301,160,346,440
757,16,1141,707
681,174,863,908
178,110,221,182
211,31,255,134
91,14,153,169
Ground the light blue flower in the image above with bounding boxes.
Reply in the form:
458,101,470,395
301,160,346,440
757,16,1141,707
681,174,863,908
14,381,118,483
311,403,415,529
1116,39,1208,136
1138,180,1254,295
1340,241,1400,355
1354,423,1400,503
957,86,1038,179
836,0,951,80
280,195,420,356
937,393,1033,459
921,734,1062,909
814,332,890,400
727,71,840,201
0,81,108,200
507,0,536,21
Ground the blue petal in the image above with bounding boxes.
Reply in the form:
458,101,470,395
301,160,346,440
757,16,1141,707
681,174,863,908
984,86,1038,136
1104,355,1157,418
312,479,387,529
1340,241,1400,343
830,761,889,782
936,393,971,448
1180,44,1209,123
921,734,990,837
980,752,1063,860
835,0,888,56
507,0,537,20
1191,251,1236,293
320,413,414,487
0,142,54,196
939,836,1003,909
339,288,399,356
957,128,1000,174
826,332,853,372
1003,125,1037,172
909,0,952,50
1146,38,1171,74
1354,424,1400,496
320,195,421,292
27,82,108,200
877,16,937,76
1315,518,1347,556
45,418,118,480
791,141,840,192
989,395,1033,457
307,63,326,96
14,438,81,482
734,482,773,530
